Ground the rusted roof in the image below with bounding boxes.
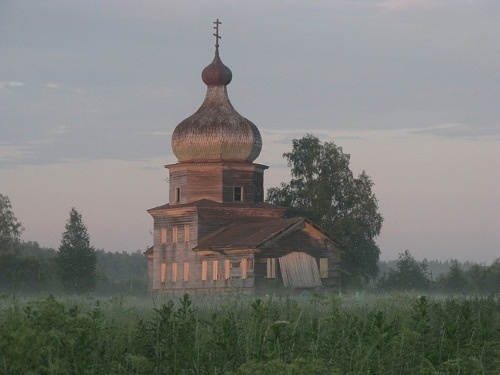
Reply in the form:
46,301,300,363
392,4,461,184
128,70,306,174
194,217,304,251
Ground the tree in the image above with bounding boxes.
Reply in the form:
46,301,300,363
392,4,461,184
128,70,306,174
436,259,467,293
266,135,383,285
0,194,23,254
379,250,430,291
56,208,96,293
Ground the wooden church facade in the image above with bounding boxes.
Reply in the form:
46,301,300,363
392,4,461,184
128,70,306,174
146,21,341,295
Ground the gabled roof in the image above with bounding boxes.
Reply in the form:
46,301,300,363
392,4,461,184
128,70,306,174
194,217,341,252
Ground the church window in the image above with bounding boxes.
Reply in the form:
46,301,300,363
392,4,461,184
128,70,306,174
161,228,167,245
212,260,219,281
266,258,276,279
172,262,178,282
201,260,208,281
172,227,178,243
184,225,190,242
241,258,247,280
224,259,230,280
160,262,166,283
234,186,243,202
183,262,189,281
175,187,181,203
320,258,329,278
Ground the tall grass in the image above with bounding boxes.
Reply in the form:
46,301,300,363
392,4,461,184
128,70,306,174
0,293,498,374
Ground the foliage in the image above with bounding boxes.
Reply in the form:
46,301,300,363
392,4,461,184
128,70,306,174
436,260,467,294
56,208,97,293
1,239,147,295
377,256,500,295
266,135,383,285
0,195,52,293
0,294,499,374
379,258,474,280
378,250,431,291
463,259,500,295
0,194,23,255
96,249,146,283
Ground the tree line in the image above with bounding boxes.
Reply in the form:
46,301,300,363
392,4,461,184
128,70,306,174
0,195,147,295
376,249,499,294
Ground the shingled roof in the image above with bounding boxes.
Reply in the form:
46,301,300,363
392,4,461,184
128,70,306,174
193,217,343,252
147,198,281,213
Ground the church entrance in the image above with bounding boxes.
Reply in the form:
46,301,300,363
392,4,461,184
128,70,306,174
278,252,322,288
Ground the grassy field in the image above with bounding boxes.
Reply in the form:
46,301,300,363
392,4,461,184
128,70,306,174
0,292,498,374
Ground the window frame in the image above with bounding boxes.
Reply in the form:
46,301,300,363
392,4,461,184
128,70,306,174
266,258,276,279
233,186,243,202
201,260,208,281
224,259,230,280
171,262,178,282
175,187,181,203
160,262,167,283
172,227,178,243
161,228,167,245
212,260,219,281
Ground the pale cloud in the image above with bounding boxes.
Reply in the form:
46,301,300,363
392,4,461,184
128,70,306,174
0,81,25,90
45,82,61,89
375,0,434,11
0,145,30,163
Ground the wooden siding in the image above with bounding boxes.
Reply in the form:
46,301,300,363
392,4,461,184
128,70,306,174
149,162,341,294
150,203,259,294
167,162,267,204
169,170,188,204
222,168,264,203
149,205,341,294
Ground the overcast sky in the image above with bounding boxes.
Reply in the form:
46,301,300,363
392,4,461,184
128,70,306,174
1,1,499,262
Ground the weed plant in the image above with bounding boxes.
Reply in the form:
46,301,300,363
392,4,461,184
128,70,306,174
0,293,498,374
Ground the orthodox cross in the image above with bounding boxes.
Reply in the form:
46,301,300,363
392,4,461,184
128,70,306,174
213,18,222,53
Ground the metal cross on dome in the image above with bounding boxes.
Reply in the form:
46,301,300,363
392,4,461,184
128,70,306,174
213,19,222,53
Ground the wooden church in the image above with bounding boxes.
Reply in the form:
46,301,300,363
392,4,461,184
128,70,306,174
145,21,341,295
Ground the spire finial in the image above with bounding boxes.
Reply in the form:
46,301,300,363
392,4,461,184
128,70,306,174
213,19,222,55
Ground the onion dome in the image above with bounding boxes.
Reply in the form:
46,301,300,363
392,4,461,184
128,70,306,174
201,54,232,86
171,20,262,163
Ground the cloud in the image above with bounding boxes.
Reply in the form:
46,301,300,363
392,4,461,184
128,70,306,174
0,81,25,90
45,83,61,89
375,0,433,11
0,145,31,164
411,123,500,140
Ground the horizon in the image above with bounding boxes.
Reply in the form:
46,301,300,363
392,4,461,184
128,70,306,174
2,1,499,263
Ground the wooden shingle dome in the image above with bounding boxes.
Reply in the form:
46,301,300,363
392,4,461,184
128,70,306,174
171,47,262,163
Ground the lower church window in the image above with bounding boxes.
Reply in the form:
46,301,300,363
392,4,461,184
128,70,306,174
201,260,208,281
212,260,218,281
241,258,247,280
172,262,178,282
224,259,230,280
160,262,166,283
184,262,189,281
266,258,276,278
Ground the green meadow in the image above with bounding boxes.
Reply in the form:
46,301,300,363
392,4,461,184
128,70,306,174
0,293,498,374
